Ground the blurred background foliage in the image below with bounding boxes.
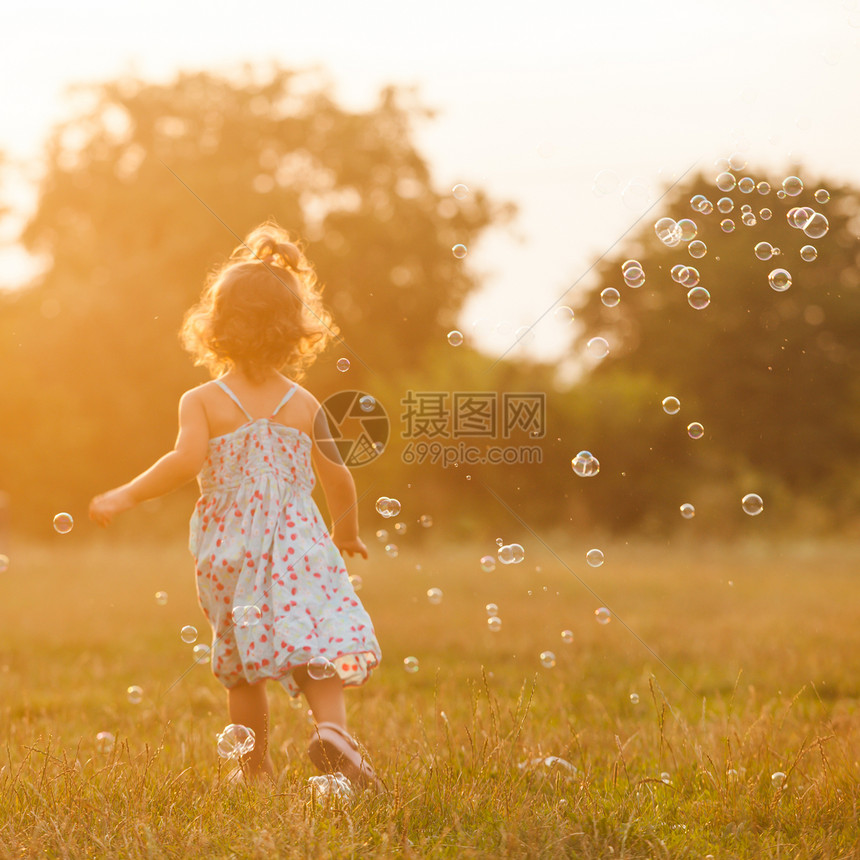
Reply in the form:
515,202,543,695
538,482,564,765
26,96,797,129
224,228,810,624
1,66,859,540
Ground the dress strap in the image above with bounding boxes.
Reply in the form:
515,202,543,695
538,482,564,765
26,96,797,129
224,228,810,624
214,380,254,422
270,384,298,417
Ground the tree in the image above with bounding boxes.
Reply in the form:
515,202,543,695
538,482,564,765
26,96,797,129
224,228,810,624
570,167,860,529
1,68,511,531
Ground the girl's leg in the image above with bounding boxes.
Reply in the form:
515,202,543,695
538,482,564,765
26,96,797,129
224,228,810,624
292,665,347,728
227,680,275,779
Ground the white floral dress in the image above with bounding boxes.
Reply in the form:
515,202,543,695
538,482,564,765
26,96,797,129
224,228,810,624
189,380,381,694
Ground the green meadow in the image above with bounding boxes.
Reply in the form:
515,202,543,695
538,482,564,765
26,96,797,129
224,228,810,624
1,535,858,858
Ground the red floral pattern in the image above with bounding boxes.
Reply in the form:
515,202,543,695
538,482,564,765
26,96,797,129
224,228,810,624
189,419,381,695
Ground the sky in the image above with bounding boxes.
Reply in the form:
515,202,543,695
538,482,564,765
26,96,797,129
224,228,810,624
2,0,859,358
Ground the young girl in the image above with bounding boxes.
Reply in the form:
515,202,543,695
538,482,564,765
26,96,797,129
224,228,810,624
89,222,382,788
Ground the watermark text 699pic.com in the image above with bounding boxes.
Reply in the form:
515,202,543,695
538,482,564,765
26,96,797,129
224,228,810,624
399,390,545,467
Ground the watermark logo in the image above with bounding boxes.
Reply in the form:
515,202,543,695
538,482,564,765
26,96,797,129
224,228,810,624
315,390,389,468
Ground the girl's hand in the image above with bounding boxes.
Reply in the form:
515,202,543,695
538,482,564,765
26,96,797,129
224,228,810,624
89,487,135,527
334,535,368,559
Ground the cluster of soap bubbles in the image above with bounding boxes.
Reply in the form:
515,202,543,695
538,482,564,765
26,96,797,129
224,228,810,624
231,605,262,628
571,450,600,477
375,496,402,518
307,655,338,680
622,259,645,288
216,723,256,760
497,543,525,564
309,772,353,802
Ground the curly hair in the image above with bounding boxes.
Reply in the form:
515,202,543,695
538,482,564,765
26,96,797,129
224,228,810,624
181,222,337,381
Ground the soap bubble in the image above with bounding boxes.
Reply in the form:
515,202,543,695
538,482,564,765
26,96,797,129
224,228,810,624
670,264,688,283
447,329,464,347
349,574,363,591
738,177,755,193
375,528,388,542
426,587,443,605
768,268,792,292
485,603,499,617
759,208,772,220
629,693,640,705
376,496,401,517
419,514,433,528
662,396,680,415
127,685,143,705
359,395,375,413
688,240,707,259
687,422,704,439
554,305,574,324
480,555,496,573
394,522,407,535
180,625,198,644
498,543,525,565
571,450,600,477
308,772,353,802
771,771,787,788
561,629,574,644
716,172,736,192
487,616,502,632
384,543,399,558
757,181,771,195
781,176,803,196
193,643,211,664
787,206,814,229
216,723,256,760
680,503,696,519
586,548,604,567
586,337,610,359
452,244,468,259
594,607,611,625
720,218,735,233
689,194,708,212
231,605,262,628
800,245,818,262
600,287,620,308
539,651,557,669
154,591,168,606
687,287,710,310
742,493,764,516
717,197,734,213
96,731,115,753
307,655,338,680
452,183,470,199
754,242,774,261
403,656,420,674
0,554,9,574
677,218,697,241
802,212,829,239
623,266,645,288
53,512,74,534
814,188,830,204
654,217,682,246
661,772,672,785
678,267,698,289
336,358,350,372
741,212,757,227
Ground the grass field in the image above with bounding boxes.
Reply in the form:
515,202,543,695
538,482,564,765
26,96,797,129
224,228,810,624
1,531,859,858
